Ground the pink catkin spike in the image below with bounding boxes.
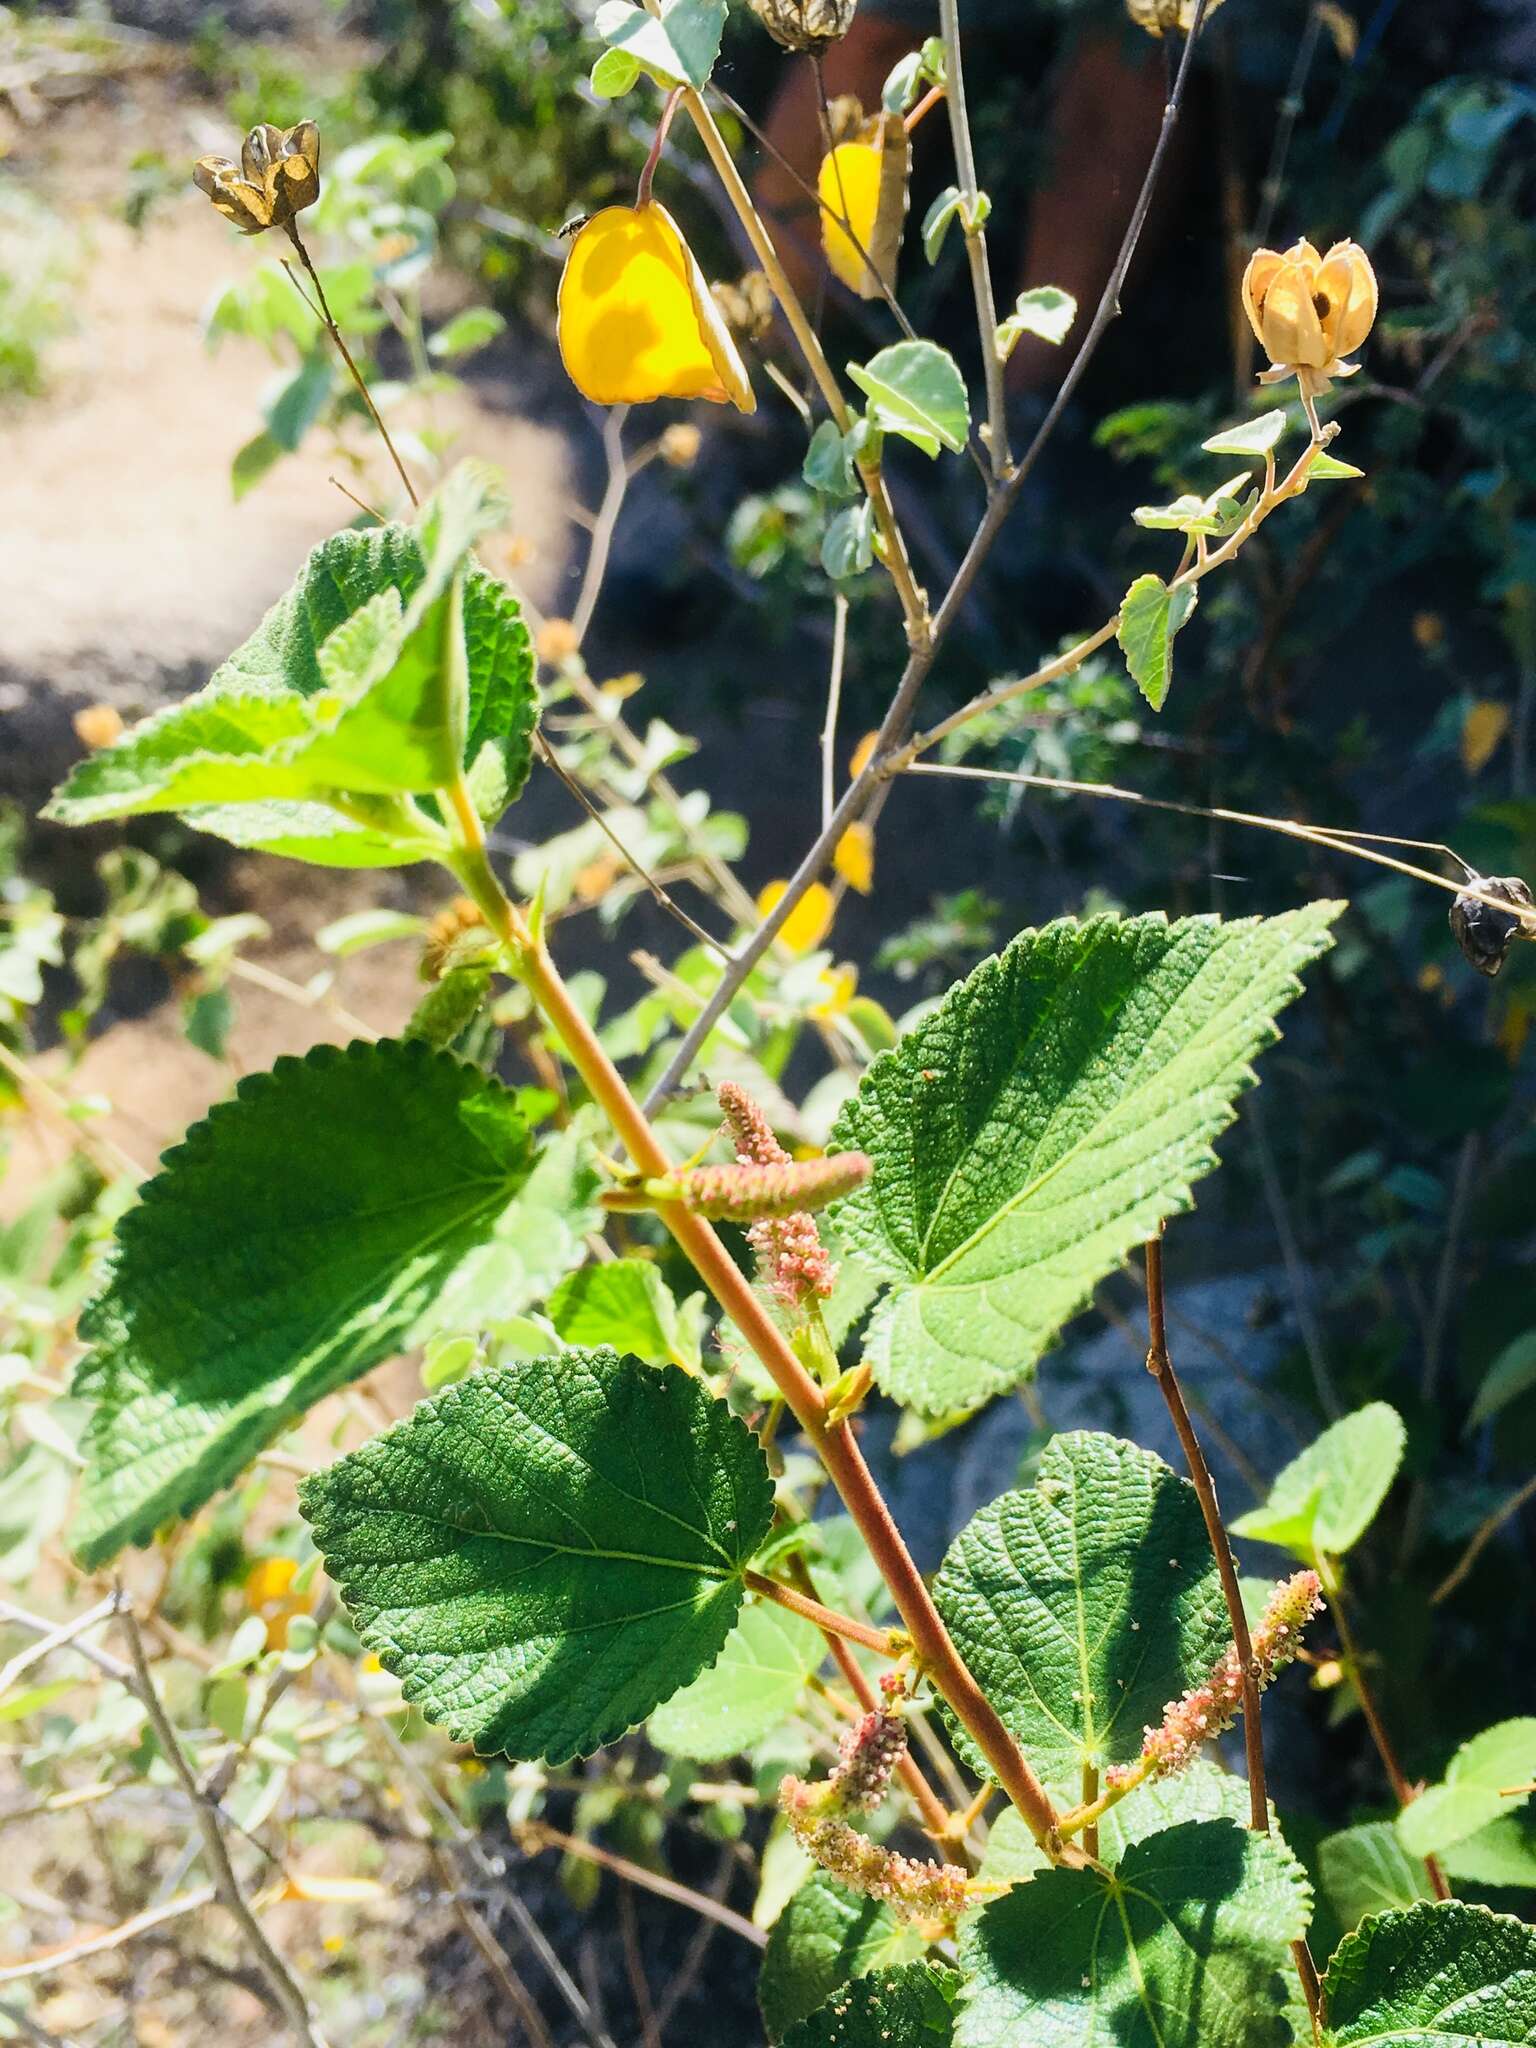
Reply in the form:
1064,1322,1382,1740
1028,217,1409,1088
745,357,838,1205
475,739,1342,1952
712,1083,863,1308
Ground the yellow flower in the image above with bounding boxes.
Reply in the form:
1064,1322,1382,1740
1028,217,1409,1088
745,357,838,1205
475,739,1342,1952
1241,237,1377,396
818,113,909,301
536,617,582,666
193,120,321,237
812,963,858,1018
833,821,874,895
758,879,836,953
246,1555,315,1651
848,730,879,778
558,204,755,413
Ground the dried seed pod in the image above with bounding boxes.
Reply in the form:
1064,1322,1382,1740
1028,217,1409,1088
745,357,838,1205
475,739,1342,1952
748,0,859,52
1449,875,1535,977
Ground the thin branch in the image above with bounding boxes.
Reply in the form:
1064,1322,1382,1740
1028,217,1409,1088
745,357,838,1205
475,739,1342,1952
428,1845,557,2048
0,1596,120,1699
572,404,636,646
118,1599,327,2047
744,1570,896,1656
0,1887,216,1986
938,0,1009,478
283,225,418,510
519,1821,767,1948
1432,1471,1536,1606
821,593,849,832
1143,1234,1322,2030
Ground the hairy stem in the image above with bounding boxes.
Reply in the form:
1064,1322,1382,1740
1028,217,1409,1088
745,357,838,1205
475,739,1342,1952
744,1570,898,1656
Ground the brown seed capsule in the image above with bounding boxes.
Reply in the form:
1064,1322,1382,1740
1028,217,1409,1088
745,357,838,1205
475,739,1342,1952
747,0,859,53
1449,875,1536,977
193,119,320,236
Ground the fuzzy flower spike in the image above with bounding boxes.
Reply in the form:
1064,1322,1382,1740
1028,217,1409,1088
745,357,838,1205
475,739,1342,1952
716,1081,848,1311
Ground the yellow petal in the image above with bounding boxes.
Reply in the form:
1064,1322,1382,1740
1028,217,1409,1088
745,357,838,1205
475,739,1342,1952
758,879,836,953
558,204,755,413
812,963,858,1018
282,1873,389,1905
1317,240,1377,358
848,730,879,778
1259,264,1330,369
246,1556,301,1606
1462,700,1509,777
818,118,907,302
833,820,874,895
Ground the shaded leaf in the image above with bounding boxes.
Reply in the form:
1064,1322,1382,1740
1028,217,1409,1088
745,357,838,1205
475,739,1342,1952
1398,1719,1536,1860
1321,1901,1536,2044
649,1599,823,1760
784,1963,959,2048
761,1878,926,2041
979,1756,1252,1886
1318,1821,1434,1930
1231,1402,1405,1560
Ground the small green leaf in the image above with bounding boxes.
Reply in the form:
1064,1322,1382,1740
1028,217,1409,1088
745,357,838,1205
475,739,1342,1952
1318,1821,1434,1930
978,1754,1252,1889
231,429,283,501
1465,1330,1536,1430
404,965,490,1049
649,1599,823,1760
547,1257,701,1371
1321,1902,1536,2044
934,1432,1228,1787
595,0,726,88
804,420,862,500
428,307,507,359
1231,1402,1405,1560
300,1349,774,1763
1201,409,1287,457
1397,1718,1536,1860
784,1964,959,2048
71,1040,536,1566
957,1822,1309,2048
264,351,333,451
822,501,876,581
1117,572,1198,712
848,342,970,459
590,44,642,96
761,1879,926,2041
995,285,1076,358
1445,1812,1536,1889
828,907,1339,1415
921,186,989,264
1305,447,1365,481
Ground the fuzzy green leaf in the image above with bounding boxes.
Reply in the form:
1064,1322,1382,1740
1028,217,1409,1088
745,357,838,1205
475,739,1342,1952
761,1879,927,2041
300,1350,774,1763
548,1258,702,1372
71,1040,536,1566
957,1822,1310,2048
784,1964,959,2048
1321,1902,1536,2044
649,1599,823,1760
1231,1401,1405,1559
1445,1813,1536,1889
1397,1718,1536,1860
1117,572,1198,711
979,1757,1253,1887
822,501,877,581
934,1432,1228,1786
828,907,1340,1415
1319,1821,1434,1931
847,342,970,458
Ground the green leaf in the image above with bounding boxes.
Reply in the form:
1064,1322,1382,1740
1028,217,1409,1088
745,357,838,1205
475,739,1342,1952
264,351,333,451
761,1879,927,2041
1397,1718,1536,1860
784,1964,959,2048
173,797,446,869
919,187,987,264
649,1599,823,1760
1201,409,1288,457
231,429,283,501
595,0,726,87
1319,1821,1435,1930
958,1821,1309,2048
431,1117,602,1330
591,44,641,96
979,1757,1252,1887
828,907,1340,1415
1132,476,1250,538
804,420,862,500
934,1432,1228,1786
1466,1330,1536,1430
404,965,491,1049
847,342,970,458
547,1257,702,1372
995,286,1076,358
1231,1402,1405,1560
46,462,534,835
427,307,506,359
822,501,877,581
1304,447,1365,481
1321,1902,1536,2044
300,1349,774,1762
1117,572,1198,712
1445,1812,1536,1889
71,1040,535,1566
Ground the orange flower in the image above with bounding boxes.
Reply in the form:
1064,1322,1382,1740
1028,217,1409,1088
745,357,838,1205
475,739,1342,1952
193,121,320,236
558,204,755,413
1241,238,1377,397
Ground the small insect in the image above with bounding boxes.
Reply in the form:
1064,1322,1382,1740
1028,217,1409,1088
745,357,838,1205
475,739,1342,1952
1448,874,1536,977
557,213,594,241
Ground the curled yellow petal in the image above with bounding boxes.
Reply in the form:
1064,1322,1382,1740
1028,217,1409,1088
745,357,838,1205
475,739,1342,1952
1242,235,1377,388
834,820,874,895
758,879,836,953
818,115,908,301
558,203,755,413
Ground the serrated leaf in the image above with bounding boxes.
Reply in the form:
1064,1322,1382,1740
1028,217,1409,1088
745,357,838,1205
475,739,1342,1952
761,1879,927,2041
1117,572,1198,712
1319,1821,1434,1930
649,1599,823,1760
959,1823,1308,2048
784,1963,959,2048
300,1349,774,1763
979,1756,1252,1887
1202,409,1287,456
1321,1901,1536,2044
847,341,970,458
71,1041,536,1566
1397,1718,1536,1860
934,1432,1228,1786
431,1117,602,1330
828,907,1340,1415
1231,1402,1405,1560
995,285,1076,358
46,462,534,836
547,1257,701,1372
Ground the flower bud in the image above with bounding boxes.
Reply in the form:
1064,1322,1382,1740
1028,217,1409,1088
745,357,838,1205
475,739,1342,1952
748,0,859,53
1241,237,1377,396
